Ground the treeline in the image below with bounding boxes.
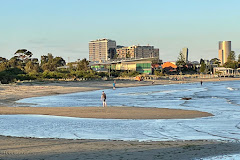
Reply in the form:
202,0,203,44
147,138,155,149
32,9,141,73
0,50,101,84
0,49,139,84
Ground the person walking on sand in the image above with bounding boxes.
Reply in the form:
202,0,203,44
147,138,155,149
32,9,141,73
113,80,116,90
101,91,107,107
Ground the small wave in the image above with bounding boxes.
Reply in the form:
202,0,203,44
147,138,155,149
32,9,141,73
211,97,218,99
226,87,237,91
119,92,149,96
198,154,240,160
119,89,191,96
227,99,233,104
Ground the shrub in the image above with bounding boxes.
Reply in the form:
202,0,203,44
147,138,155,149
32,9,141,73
120,71,139,77
0,68,25,84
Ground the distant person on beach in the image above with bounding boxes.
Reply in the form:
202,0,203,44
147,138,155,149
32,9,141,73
101,91,107,107
200,81,203,86
113,81,116,90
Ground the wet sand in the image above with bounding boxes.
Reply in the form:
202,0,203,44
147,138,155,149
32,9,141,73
0,106,212,119
0,77,240,159
1,136,240,160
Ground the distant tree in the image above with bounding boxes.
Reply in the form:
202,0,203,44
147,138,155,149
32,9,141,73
126,51,130,58
113,54,118,59
53,57,66,67
14,49,33,61
24,61,34,73
31,58,39,63
200,60,206,73
0,57,7,63
41,55,49,64
77,58,89,71
41,53,65,71
48,53,54,63
200,58,204,64
67,63,74,70
8,56,23,69
224,51,238,69
238,54,240,63
176,51,186,66
227,51,236,62
0,68,24,84
210,58,220,66
24,60,40,73
0,62,8,72
41,53,53,64
41,62,55,71
0,57,8,71
224,61,238,69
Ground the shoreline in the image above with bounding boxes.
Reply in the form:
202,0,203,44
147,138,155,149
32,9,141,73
1,77,240,107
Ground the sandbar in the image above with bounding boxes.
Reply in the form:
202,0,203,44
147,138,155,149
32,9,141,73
0,106,212,119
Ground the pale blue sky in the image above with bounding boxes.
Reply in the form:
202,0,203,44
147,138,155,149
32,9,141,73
0,0,239,62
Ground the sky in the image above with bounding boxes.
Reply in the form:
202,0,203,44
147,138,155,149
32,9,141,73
0,0,239,62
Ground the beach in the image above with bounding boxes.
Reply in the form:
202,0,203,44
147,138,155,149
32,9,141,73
0,77,240,159
1,136,240,160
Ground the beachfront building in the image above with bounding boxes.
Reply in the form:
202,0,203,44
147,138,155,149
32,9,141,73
116,45,159,59
213,67,240,76
89,39,116,62
182,48,188,63
218,41,231,65
90,58,158,74
161,62,178,73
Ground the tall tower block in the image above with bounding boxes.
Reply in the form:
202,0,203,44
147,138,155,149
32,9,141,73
182,48,188,63
218,41,231,65
89,39,116,62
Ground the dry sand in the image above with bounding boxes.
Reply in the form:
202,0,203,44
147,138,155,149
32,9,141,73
0,77,240,159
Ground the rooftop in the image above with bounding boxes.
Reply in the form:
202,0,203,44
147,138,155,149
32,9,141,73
89,38,115,42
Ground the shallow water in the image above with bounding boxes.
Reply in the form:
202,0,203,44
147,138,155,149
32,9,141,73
197,153,240,160
0,81,240,141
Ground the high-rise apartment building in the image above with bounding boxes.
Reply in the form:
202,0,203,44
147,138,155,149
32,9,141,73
182,48,188,63
89,39,116,62
218,41,231,65
116,45,159,59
